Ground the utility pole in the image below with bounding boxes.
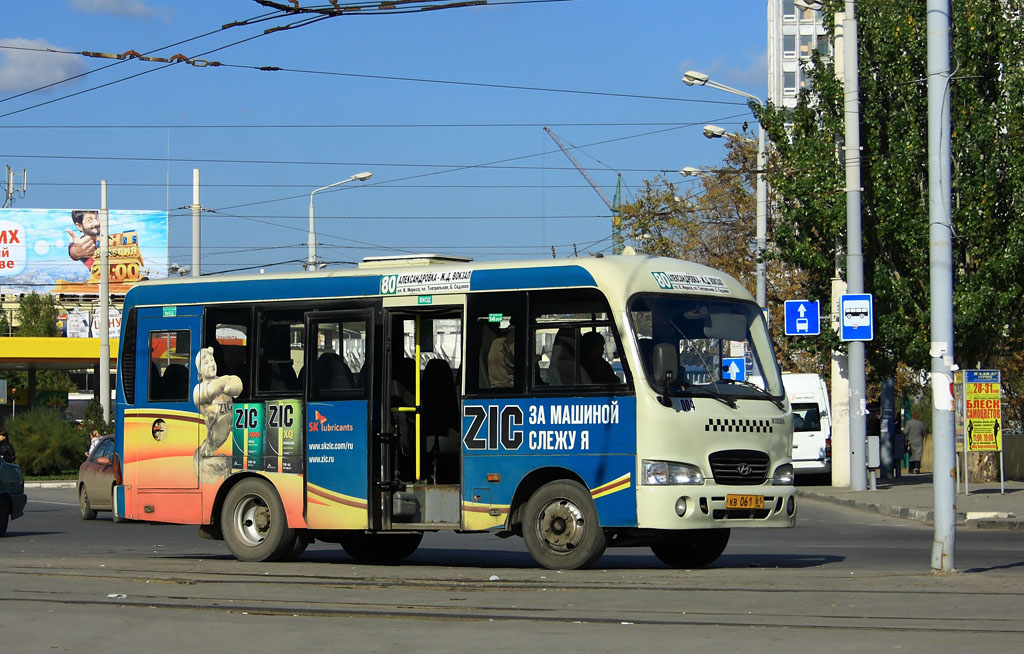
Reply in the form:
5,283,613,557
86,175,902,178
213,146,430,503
190,169,201,277
927,0,956,572
3,166,27,208
100,181,111,423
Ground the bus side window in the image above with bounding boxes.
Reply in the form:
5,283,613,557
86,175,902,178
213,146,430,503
257,310,305,393
148,330,191,402
310,318,367,399
530,289,628,391
205,307,252,400
466,292,525,395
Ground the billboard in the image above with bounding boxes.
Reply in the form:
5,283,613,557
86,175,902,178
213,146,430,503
0,208,168,294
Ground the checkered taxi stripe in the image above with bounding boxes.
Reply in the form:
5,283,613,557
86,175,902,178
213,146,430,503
705,418,774,433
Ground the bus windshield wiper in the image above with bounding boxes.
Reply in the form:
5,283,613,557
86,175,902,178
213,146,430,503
717,378,785,409
681,386,738,409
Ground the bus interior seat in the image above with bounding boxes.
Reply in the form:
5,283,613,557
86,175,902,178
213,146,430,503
261,359,299,391
420,358,460,482
478,323,499,389
548,327,577,386
158,363,190,401
314,352,354,392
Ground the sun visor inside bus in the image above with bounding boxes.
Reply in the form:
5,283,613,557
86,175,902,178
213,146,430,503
704,313,747,342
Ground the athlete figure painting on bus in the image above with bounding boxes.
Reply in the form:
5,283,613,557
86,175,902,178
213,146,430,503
193,346,243,483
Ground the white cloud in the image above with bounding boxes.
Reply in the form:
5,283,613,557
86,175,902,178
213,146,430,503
0,38,89,93
70,0,158,18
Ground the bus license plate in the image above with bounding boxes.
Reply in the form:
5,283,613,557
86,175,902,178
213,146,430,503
726,494,764,509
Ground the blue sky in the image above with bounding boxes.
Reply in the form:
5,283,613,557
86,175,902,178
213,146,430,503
0,0,768,274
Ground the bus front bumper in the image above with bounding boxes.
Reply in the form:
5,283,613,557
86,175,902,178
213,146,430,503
636,483,797,530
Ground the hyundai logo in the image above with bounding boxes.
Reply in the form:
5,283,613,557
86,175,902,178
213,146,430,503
736,463,753,476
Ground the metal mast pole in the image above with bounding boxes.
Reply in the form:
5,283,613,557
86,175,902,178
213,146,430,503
843,0,867,490
191,168,201,277
100,181,110,423
927,0,956,572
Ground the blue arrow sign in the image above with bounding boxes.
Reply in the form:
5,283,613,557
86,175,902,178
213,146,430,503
784,300,820,336
722,357,746,381
840,293,874,341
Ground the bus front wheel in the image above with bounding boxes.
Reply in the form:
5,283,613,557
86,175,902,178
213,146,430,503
650,528,730,569
221,478,295,562
523,480,606,570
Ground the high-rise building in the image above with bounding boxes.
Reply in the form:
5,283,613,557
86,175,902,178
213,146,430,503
767,0,831,108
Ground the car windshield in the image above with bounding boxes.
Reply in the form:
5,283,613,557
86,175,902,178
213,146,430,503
628,294,784,401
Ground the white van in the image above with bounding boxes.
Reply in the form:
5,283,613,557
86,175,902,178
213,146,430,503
783,373,831,476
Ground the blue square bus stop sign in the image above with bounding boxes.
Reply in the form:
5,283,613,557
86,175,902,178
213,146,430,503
840,293,874,341
784,300,820,336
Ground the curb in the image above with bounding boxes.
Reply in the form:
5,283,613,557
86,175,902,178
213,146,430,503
25,481,77,489
798,490,1024,530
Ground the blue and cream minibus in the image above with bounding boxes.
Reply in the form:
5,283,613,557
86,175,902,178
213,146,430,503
113,253,795,569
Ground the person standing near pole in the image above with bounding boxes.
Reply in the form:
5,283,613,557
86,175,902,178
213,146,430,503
905,414,926,474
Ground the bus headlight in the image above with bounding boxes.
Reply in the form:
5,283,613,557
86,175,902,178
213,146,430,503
772,464,795,486
642,460,704,485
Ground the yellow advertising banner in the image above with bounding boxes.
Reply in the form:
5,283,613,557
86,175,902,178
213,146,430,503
964,370,1001,452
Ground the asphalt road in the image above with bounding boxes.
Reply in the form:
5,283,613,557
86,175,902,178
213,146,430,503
2,488,1023,652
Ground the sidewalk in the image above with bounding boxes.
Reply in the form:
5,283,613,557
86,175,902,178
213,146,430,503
798,474,1024,530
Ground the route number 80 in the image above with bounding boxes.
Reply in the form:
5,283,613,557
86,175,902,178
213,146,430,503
380,274,398,295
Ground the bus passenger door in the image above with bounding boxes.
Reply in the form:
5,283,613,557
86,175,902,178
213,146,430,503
304,310,376,530
127,307,203,521
380,301,464,529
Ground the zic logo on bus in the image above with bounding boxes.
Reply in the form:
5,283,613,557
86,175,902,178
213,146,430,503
463,405,524,451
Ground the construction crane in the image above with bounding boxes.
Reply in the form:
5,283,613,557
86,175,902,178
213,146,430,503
544,127,624,255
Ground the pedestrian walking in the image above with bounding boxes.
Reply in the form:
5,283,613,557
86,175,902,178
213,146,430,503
905,415,926,474
0,428,16,464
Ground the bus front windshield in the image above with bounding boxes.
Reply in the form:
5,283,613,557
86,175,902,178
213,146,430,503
628,294,784,402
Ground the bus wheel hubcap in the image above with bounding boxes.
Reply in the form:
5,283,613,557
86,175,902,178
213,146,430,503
236,496,271,546
538,498,585,552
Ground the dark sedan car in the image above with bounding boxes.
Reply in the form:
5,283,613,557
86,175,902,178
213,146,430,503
78,435,123,521
0,457,27,536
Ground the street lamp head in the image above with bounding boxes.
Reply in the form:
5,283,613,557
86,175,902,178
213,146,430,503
679,167,703,177
352,171,373,181
703,124,727,139
682,70,709,86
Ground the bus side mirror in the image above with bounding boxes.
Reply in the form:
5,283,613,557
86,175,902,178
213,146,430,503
652,343,677,387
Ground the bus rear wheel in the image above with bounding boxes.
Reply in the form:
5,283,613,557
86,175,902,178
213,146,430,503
339,532,422,564
650,528,730,569
221,478,295,562
523,480,606,570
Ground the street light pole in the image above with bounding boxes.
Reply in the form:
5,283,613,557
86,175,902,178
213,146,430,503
683,71,767,309
307,171,373,271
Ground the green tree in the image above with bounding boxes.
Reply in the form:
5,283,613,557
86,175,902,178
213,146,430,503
7,407,83,476
15,293,60,337
617,133,823,373
1,293,76,395
82,399,114,436
756,1,1024,419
